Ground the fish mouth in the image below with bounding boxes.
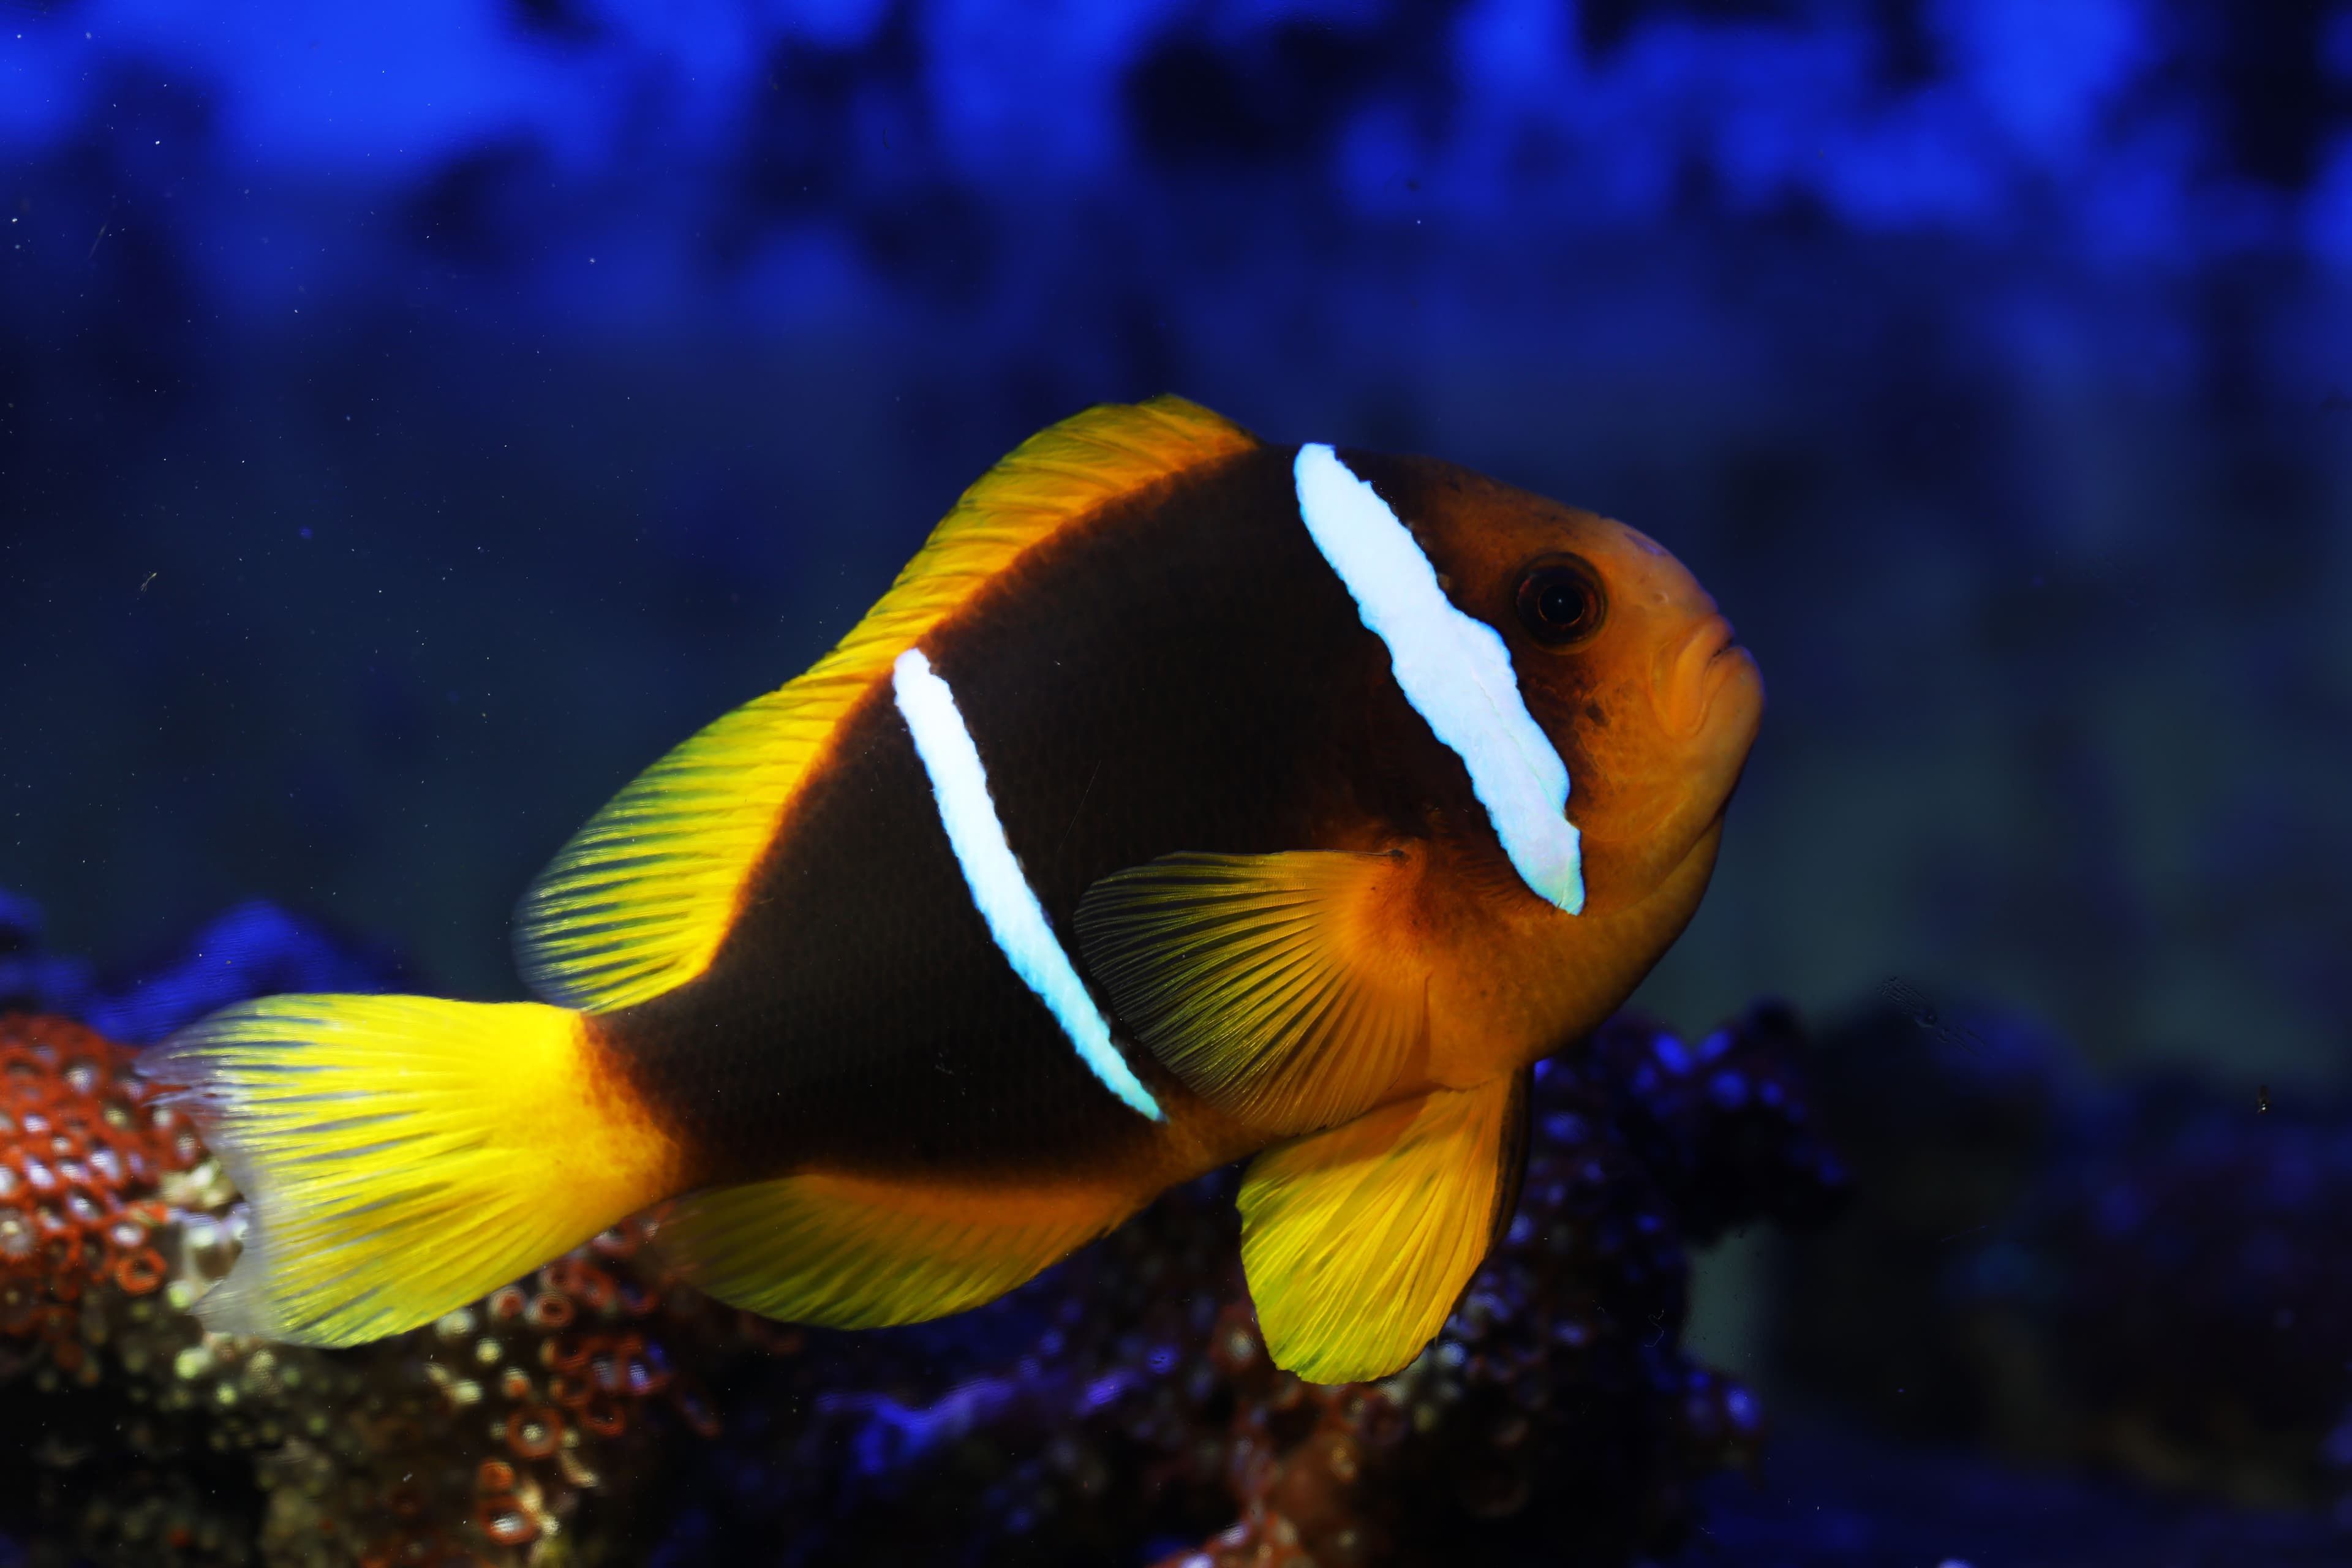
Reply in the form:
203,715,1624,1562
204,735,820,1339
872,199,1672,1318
1659,613,1750,736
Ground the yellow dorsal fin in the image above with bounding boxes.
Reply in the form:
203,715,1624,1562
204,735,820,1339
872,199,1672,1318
514,396,1260,1011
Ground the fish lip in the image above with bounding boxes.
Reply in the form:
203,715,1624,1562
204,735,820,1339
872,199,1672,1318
1659,613,1743,736
1692,614,1738,667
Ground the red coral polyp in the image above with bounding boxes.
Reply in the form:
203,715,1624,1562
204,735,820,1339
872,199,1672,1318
0,1016,197,1372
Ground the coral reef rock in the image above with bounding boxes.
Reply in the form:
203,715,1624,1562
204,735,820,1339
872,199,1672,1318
1780,1000,2352,1520
0,892,1851,1566
657,1003,1849,1567
0,1009,752,1568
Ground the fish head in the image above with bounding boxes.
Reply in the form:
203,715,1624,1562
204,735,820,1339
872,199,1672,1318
1352,454,1765,918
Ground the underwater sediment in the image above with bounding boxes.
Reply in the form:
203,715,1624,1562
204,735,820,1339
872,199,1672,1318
1,898,1846,1566
1777,1001,2352,1523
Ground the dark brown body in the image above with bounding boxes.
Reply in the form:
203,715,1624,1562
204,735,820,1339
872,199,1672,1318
594,442,1744,1210
601,446,1422,1192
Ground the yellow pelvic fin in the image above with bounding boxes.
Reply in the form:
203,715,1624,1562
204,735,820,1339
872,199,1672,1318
140,995,679,1348
514,395,1260,1012
1238,1071,1528,1384
1073,850,1431,1137
655,1172,1136,1330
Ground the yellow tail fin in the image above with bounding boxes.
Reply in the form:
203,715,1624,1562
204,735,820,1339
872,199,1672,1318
141,995,680,1347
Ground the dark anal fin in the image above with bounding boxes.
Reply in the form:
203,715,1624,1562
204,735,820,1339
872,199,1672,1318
1074,849,1430,1136
1237,1072,1524,1384
654,1172,1135,1330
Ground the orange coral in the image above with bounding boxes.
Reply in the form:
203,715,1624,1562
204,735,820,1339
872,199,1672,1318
0,1014,766,1568
0,1012,200,1382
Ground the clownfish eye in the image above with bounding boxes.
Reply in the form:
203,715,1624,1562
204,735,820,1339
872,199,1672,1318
1515,557,1605,646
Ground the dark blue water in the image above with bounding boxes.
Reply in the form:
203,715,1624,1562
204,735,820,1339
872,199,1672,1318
3,3,2349,1564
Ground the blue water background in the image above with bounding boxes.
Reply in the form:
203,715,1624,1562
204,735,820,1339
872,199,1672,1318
1,0,2347,1092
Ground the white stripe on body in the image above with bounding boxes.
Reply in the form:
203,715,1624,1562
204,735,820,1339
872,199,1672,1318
1292,443,1586,913
890,647,1165,1119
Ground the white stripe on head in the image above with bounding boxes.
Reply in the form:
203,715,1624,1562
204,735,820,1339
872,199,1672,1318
1292,443,1585,913
891,647,1164,1118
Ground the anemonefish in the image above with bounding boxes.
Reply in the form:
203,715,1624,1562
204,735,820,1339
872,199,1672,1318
143,397,1763,1383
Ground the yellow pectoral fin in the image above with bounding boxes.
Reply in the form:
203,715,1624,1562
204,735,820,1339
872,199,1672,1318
1239,1071,1529,1384
1073,849,1431,1137
654,1173,1138,1330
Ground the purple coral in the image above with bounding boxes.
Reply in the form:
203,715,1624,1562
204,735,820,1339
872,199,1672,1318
1777,998,2352,1520
0,892,1851,1566
664,1003,1847,1566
